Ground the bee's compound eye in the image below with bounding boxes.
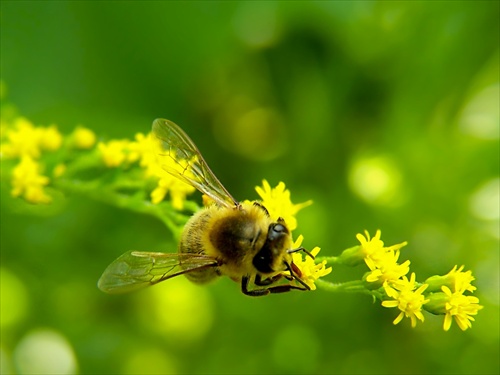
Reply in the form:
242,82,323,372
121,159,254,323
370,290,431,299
273,224,286,233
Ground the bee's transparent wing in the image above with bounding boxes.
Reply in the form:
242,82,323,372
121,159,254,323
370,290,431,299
98,251,219,294
152,118,238,208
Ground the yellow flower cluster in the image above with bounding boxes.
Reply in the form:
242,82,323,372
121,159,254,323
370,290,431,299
425,265,483,331
356,230,427,327
355,230,482,331
1,117,62,159
1,117,96,204
255,180,331,290
96,132,195,209
290,235,332,290
381,273,429,328
255,180,312,231
11,155,52,203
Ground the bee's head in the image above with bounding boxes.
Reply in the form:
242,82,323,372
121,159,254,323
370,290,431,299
252,221,292,274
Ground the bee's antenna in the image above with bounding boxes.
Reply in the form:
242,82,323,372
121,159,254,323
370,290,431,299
287,246,315,260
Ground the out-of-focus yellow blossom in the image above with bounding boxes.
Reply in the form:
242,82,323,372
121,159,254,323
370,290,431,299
72,126,96,149
11,155,52,204
38,125,63,151
382,273,429,328
441,286,483,331
128,132,157,174
151,175,196,210
1,117,43,158
1,118,63,159
98,140,130,167
255,180,312,231
114,133,196,208
53,164,67,178
149,147,198,207
288,235,332,290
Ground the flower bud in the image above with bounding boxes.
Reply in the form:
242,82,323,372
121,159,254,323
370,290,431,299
337,245,365,267
423,291,448,315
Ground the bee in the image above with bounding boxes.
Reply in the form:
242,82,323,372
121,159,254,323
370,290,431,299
98,119,313,297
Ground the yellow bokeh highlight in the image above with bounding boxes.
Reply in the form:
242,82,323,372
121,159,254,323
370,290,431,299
134,276,214,343
348,155,403,206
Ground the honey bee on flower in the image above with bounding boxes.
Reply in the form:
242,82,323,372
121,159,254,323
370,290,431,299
98,119,329,296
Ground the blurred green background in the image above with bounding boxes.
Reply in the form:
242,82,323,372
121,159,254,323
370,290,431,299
1,1,499,374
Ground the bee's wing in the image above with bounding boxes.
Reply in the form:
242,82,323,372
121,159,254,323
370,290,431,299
98,251,219,294
152,118,238,208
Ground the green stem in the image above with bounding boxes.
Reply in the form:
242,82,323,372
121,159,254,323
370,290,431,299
315,256,342,264
316,279,369,294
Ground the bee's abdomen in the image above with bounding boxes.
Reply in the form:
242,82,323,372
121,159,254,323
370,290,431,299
179,209,219,284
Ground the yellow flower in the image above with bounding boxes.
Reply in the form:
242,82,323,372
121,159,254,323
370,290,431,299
357,230,408,266
38,125,63,151
11,155,52,204
355,230,409,285
72,126,96,149
1,118,63,158
441,286,483,331
365,251,411,285
445,265,477,294
425,265,478,294
128,132,158,174
1,117,42,158
382,273,429,328
288,235,332,290
255,180,312,231
150,175,196,210
98,140,130,167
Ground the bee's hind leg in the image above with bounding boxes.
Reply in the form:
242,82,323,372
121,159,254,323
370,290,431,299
254,273,283,286
241,275,309,297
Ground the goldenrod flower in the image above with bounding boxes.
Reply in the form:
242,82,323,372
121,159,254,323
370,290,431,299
148,145,197,208
289,235,332,290
440,286,483,331
382,273,429,327
38,125,63,151
354,230,410,285
98,140,130,167
151,175,196,210
255,180,311,231
11,155,52,204
365,251,411,285
1,117,42,158
72,126,96,149
1,119,63,159
128,132,159,176
425,265,477,294
357,230,408,266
